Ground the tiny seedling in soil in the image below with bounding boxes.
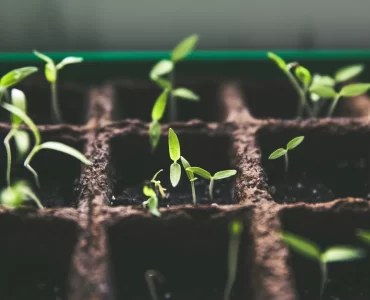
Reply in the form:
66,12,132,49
1,101,92,188
150,169,167,198
281,231,365,299
186,167,237,200
269,136,304,174
34,50,83,123
142,186,161,217
224,218,243,300
180,156,197,205
0,180,43,209
168,128,181,187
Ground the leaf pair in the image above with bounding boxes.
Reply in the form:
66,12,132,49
143,186,161,217
168,128,181,187
269,136,304,160
1,181,43,209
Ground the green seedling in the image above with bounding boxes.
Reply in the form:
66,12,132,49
150,34,200,122
281,231,365,299
224,218,243,300
149,89,169,151
357,229,370,244
1,102,91,188
34,50,83,123
1,180,43,209
150,169,167,198
143,186,161,217
180,156,197,205
268,136,304,174
0,67,38,102
168,128,181,187
186,167,236,200
4,89,31,187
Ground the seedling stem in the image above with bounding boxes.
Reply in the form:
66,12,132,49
169,68,176,121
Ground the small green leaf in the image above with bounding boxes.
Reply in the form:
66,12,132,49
322,246,365,263
310,93,320,102
56,56,83,70
14,130,30,158
143,186,156,198
280,232,321,261
168,128,180,161
149,121,161,151
0,186,23,208
171,34,199,62
286,136,304,151
213,170,237,180
311,74,335,87
309,85,336,99
181,156,194,180
357,229,370,244
45,62,57,82
268,148,287,160
153,77,172,90
143,196,161,217
0,67,38,88
172,88,199,101
152,90,168,121
36,142,92,165
33,50,54,64
170,162,181,187
229,219,243,235
150,60,174,79
295,66,311,87
186,167,212,180
340,83,370,97
267,52,287,70
11,89,27,126
335,64,364,83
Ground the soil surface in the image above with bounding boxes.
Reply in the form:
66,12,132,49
0,281,64,300
110,177,236,207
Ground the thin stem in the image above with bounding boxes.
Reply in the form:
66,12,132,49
191,180,196,205
169,68,177,121
327,94,341,118
284,152,289,175
224,229,241,300
319,261,327,300
24,146,40,188
4,128,17,187
25,189,44,209
209,178,214,200
51,81,62,123
3,88,10,103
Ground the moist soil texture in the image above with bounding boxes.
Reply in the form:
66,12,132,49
1,281,64,300
110,177,236,207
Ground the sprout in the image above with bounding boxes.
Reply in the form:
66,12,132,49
224,218,243,300
1,181,43,209
281,231,365,299
149,90,168,151
180,156,197,205
1,102,92,188
33,50,83,123
186,167,236,200
150,169,167,199
142,186,161,217
168,128,181,187
268,136,304,174
150,34,200,123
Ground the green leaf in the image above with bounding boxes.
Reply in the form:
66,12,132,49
280,232,321,261
0,67,38,88
45,62,57,83
229,219,243,235
14,130,30,158
295,66,311,87
340,83,370,97
267,52,287,70
152,90,168,121
309,85,336,99
268,148,287,160
143,196,161,217
149,121,161,151
171,34,199,62
186,167,212,180
168,128,180,161
153,77,172,90
33,50,54,64
180,156,194,180
286,136,304,151
56,56,83,70
335,64,364,83
213,170,237,180
150,60,174,79
172,88,199,101
311,74,335,87
143,186,156,198
11,89,27,126
0,186,23,208
357,229,370,244
322,246,365,263
36,142,92,165
170,162,181,187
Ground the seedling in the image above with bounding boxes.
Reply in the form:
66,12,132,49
150,169,167,198
186,167,237,200
33,50,83,123
168,128,181,187
224,218,243,300
149,89,169,151
150,34,200,122
357,229,370,245
268,136,304,174
1,102,92,188
281,231,365,299
142,186,161,217
1,180,43,209
180,156,197,205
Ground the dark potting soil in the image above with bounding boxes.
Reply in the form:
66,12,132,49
0,281,64,300
110,177,236,207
